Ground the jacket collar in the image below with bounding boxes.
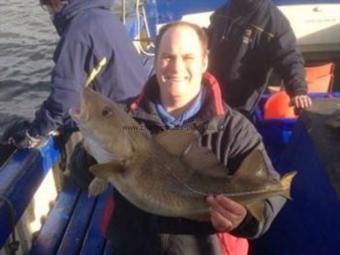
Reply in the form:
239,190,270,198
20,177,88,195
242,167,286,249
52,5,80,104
129,72,227,131
229,0,266,15
213,0,271,29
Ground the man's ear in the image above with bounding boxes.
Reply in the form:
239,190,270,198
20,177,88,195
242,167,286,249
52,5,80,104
202,53,209,73
154,53,159,70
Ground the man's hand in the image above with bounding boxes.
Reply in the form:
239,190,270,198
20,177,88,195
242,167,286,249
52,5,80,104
290,95,312,109
8,129,46,149
207,195,247,232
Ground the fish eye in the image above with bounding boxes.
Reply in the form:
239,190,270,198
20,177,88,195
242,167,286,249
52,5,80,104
102,106,113,118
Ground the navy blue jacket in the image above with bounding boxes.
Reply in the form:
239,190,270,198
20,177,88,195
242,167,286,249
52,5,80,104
30,0,147,136
208,0,307,114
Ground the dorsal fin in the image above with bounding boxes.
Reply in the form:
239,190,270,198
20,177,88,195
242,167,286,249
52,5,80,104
232,149,273,182
153,129,198,156
181,138,229,178
154,129,228,178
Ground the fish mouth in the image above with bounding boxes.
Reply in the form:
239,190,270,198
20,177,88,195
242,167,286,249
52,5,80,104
69,89,90,123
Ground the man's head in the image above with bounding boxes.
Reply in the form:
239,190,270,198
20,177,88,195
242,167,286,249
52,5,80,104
40,0,68,16
154,21,208,111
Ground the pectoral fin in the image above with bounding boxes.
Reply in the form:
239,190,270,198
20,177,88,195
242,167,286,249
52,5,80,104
89,161,124,179
88,177,109,197
232,149,273,182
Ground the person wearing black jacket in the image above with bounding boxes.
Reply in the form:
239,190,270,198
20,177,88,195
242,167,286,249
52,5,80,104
105,21,286,255
208,0,312,117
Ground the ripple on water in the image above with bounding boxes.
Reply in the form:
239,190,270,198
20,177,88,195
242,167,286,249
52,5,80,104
0,0,56,126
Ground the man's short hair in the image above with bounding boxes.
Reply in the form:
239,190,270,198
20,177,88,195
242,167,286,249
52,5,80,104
40,0,66,7
39,0,51,6
155,21,208,58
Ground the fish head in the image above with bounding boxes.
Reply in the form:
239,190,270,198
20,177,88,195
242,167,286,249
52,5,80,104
69,87,136,161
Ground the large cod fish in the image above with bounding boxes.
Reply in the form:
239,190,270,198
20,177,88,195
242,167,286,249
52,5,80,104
70,87,296,221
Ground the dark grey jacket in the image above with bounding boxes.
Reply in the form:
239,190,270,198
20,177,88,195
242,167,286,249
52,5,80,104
208,0,307,114
106,73,286,254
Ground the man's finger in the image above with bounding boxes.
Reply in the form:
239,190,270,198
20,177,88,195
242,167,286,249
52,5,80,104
292,95,312,109
209,207,233,232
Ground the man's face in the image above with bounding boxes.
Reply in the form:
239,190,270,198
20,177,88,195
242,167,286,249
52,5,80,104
40,0,66,16
155,25,208,105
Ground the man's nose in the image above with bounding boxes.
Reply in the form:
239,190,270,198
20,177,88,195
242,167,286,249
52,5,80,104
171,57,185,70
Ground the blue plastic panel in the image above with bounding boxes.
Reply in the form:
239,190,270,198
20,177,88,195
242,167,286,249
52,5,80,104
0,138,60,248
30,183,113,255
256,119,297,167
80,187,113,255
252,120,340,254
56,191,96,255
29,181,81,255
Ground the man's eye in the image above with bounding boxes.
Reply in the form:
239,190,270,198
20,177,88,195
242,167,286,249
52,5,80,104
162,56,172,61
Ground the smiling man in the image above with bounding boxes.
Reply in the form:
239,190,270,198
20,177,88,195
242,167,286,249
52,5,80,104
155,24,208,118
105,21,286,255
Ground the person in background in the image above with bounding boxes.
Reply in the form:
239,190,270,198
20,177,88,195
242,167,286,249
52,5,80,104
104,21,286,255
208,0,312,119
9,0,147,148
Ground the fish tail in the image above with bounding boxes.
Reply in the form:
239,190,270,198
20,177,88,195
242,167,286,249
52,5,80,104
280,171,297,200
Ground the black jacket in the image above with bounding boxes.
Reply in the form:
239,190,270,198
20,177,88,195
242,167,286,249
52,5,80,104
208,0,307,113
106,73,286,254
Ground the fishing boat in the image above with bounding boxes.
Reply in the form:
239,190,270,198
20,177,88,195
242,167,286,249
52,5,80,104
1,0,340,254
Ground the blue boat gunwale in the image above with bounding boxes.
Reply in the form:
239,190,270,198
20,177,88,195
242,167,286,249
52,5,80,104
0,138,60,248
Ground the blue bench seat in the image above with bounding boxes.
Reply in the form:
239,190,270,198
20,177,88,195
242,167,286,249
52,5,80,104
29,181,113,255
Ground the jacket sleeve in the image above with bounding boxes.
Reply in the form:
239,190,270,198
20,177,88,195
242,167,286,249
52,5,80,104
222,112,286,239
268,12,307,98
29,38,89,136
